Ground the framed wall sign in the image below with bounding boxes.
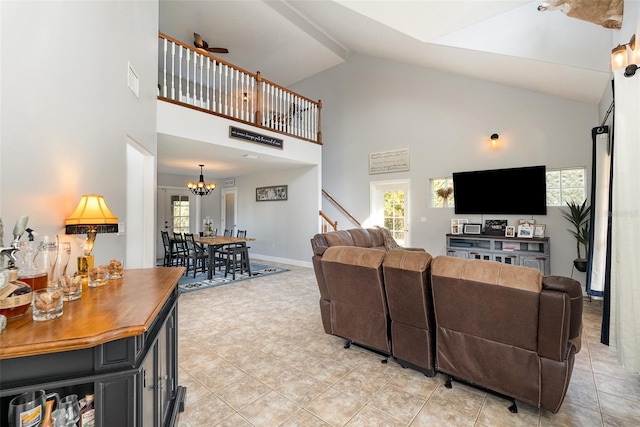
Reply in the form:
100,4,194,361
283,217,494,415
256,185,288,201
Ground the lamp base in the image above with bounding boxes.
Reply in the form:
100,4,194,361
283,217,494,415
77,255,95,282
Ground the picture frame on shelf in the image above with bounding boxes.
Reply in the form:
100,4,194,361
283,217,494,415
505,226,516,238
450,219,468,235
517,223,534,238
518,219,536,227
256,185,288,201
533,224,546,238
484,219,507,236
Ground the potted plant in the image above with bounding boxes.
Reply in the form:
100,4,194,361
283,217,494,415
560,200,591,272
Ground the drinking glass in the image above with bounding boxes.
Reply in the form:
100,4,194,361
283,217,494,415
59,394,80,427
38,235,59,285
8,390,59,427
56,242,72,281
32,285,64,321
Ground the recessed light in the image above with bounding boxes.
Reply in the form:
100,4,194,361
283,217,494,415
243,154,259,159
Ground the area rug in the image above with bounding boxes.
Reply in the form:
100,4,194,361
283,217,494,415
177,262,288,293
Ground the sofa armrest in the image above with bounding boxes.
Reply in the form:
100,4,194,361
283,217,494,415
538,290,571,361
543,275,583,352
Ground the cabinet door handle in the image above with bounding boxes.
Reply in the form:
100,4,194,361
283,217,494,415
143,369,147,388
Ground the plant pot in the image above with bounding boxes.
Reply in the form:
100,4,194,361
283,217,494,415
573,259,588,273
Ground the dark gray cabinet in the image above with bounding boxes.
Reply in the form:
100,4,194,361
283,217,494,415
446,233,550,274
0,287,185,427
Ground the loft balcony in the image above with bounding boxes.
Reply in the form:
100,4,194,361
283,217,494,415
157,32,322,145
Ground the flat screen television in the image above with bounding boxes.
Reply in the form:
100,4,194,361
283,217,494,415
452,165,547,215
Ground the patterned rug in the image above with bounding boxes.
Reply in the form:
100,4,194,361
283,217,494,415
177,262,288,293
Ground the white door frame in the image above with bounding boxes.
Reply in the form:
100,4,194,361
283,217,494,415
370,179,410,246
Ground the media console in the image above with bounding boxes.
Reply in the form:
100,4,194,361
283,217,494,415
446,233,550,275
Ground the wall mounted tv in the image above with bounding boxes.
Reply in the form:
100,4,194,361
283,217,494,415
452,165,547,215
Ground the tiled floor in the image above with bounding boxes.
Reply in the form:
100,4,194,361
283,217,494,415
176,262,640,426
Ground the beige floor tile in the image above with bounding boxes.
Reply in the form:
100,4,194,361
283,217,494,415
476,395,539,427
333,369,386,403
598,391,640,425
347,405,408,426
175,394,236,427
178,373,215,407
247,360,303,388
594,373,640,403
214,373,271,410
539,401,603,427
389,368,441,400
425,382,486,420
276,373,331,406
197,359,247,392
213,412,253,427
238,390,301,427
411,401,477,426
279,409,332,427
367,384,427,424
305,387,365,426
602,413,640,426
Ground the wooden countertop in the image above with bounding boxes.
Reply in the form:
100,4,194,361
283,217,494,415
0,267,185,360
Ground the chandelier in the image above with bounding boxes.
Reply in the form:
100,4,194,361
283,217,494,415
187,164,216,196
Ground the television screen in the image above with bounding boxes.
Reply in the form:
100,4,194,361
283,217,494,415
453,166,547,215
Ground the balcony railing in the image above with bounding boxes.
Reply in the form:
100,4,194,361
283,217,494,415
158,32,322,144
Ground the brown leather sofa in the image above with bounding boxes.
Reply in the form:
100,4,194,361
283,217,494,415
311,228,435,374
430,256,583,413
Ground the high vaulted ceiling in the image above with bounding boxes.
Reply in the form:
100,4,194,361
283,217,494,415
158,0,616,178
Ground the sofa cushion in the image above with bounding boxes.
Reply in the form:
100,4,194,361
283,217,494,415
324,230,355,247
348,228,374,248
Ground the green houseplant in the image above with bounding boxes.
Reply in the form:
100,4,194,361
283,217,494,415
561,200,591,272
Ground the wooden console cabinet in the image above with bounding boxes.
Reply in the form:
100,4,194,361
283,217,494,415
0,267,186,427
446,234,550,275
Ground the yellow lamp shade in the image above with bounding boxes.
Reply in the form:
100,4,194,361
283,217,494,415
65,194,118,226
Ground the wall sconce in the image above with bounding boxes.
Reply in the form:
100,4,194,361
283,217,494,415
243,92,248,102
65,194,119,278
489,133,500,150
611,34,636,72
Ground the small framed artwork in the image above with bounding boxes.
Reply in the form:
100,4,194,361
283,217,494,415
256,185,288,201
450,219,468,235
533,224,546,238
505,226,516,238
484,219,507,236
463,223,482,235
518,219,536,227
517,223,534,238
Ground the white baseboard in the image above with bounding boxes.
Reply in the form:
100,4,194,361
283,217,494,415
250,254,312,269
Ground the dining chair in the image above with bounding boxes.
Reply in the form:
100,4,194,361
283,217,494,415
184,233,208,277
161,231,178,266
172,232,188,267
224,230,251,279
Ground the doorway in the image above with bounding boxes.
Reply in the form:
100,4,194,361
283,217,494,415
221,188,237,236
157,187,193,260
370,180,410,246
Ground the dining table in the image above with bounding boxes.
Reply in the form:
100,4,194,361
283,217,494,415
194,235,256,279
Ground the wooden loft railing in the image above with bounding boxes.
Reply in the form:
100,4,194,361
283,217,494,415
157,32,322,144
320,189,362,231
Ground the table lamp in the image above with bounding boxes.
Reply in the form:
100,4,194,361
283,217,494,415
65,194,118,279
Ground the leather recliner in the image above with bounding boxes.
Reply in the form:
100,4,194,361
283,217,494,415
320,246,391,354
430,256,583,413
383,250,436,376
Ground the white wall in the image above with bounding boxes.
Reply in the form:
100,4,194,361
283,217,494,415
292,53,600,277
0,1,159,266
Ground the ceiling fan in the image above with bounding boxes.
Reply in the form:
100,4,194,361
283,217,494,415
193,32,229,54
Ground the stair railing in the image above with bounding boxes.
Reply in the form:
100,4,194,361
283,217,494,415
321,189,362,230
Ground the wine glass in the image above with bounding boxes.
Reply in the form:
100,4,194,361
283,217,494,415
56,242,72,280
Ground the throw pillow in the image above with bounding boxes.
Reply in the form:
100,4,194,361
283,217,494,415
376,226,402,251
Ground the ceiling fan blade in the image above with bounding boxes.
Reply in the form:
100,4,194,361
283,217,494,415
208,47,229,54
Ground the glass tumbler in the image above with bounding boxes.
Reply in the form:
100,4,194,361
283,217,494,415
32,286,64,321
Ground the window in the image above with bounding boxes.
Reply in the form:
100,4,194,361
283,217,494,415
171,195,190,233
546,167,586,206
430,177,454,208
383,190,406,243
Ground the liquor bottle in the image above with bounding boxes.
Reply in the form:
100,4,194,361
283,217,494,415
80,393,95,427
0,268,32,319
